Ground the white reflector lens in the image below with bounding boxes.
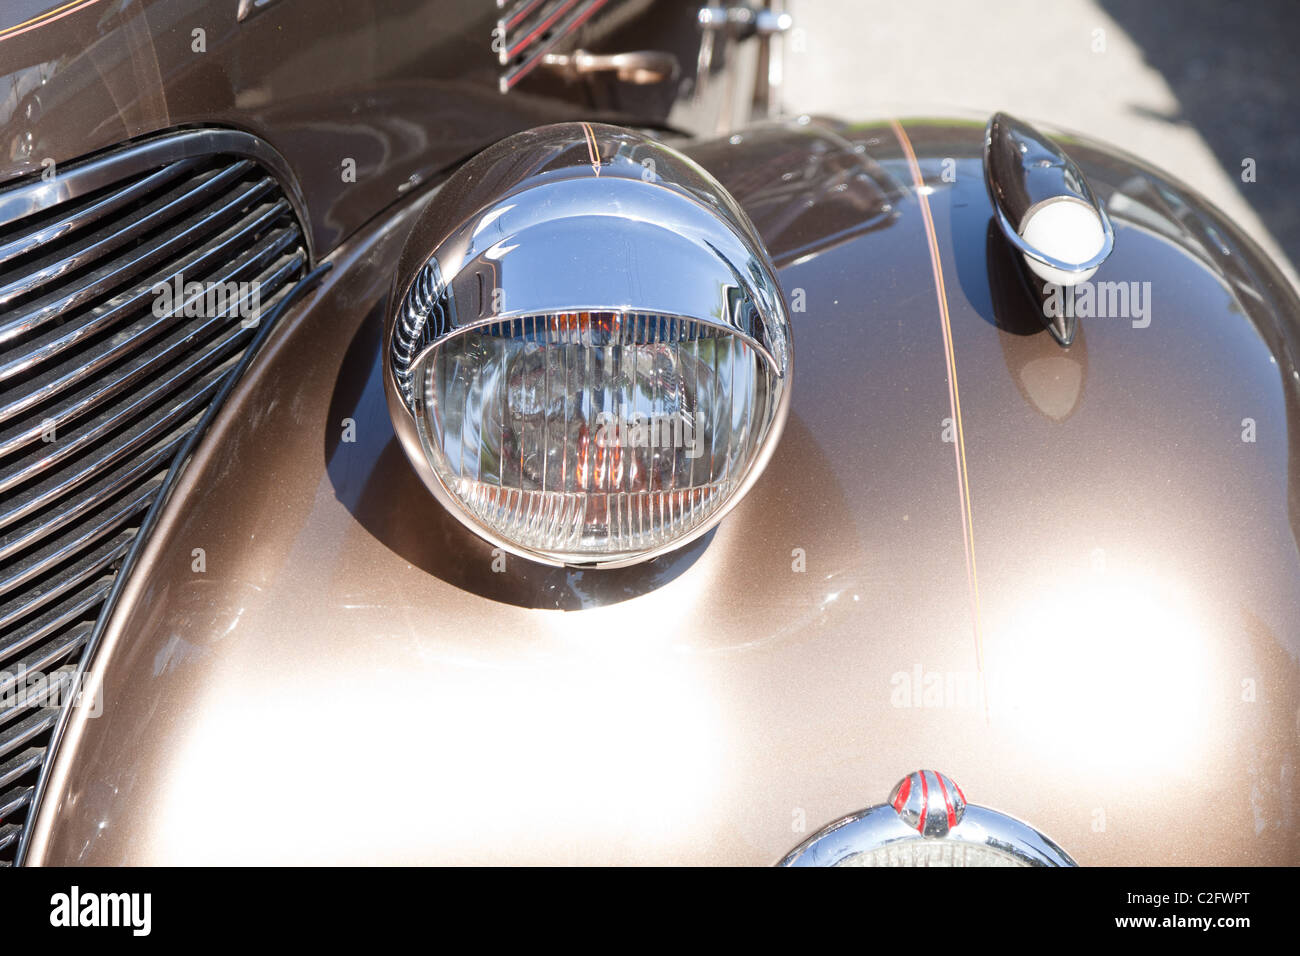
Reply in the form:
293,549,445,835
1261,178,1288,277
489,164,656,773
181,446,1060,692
413,311,780,563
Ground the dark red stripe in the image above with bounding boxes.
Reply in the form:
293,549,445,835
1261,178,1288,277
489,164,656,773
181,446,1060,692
937,773,957,830
504,0,549,31
506,0,583,59
502,0,611,89
917,772,929,833
892,775,912,813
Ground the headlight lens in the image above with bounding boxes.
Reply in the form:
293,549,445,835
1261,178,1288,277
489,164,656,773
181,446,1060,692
414,311,780,561
386,123,791,567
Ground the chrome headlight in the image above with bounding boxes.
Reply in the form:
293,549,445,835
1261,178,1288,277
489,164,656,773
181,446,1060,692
384,123,791,567
781,770,1077,867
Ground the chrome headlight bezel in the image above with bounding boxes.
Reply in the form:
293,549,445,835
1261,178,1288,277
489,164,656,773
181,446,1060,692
383,123,792,568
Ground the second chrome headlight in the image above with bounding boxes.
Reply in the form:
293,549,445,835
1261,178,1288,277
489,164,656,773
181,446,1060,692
384,123,791,567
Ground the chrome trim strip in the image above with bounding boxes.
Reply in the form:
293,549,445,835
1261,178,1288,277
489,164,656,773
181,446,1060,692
0,484,155,601
0,158,202,269
0,711,58,766
0,128,312,263
0,161,253,309
0,207,297,385
0,184,282,347
0,232,299,425
0,536,130,634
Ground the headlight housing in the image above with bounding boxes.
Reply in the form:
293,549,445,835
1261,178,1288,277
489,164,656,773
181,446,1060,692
384,123,791,567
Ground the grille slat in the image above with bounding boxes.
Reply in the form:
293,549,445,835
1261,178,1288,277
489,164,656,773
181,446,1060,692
0,437,181,563
0,158,204,270
0,577,111,664
0,364,218,500
0,750,44,794
0,478,160,602
0,787,33,823
0,177,278,347
0,338,240,490
0,659,72,728
0,203,298,385
0,423,187,538
0,254,301,491
0,161,254,310
0,227,299,424
0,241,296,457
0,132,308,859
0,624,92,703
0,712,57,766
0,534,130,634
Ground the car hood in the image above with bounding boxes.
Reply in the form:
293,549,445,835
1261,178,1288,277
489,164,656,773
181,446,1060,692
25,116,1300,865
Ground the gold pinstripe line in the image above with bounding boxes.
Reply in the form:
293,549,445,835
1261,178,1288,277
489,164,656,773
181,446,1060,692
889,119,990,715
0,0,104,42
580,122,601,176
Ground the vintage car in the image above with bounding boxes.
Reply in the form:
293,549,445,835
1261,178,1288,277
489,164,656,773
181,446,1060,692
0,0,1296,867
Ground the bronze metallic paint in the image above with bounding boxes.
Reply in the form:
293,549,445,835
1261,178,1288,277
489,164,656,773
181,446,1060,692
0,0,666,256
23,117,1300,865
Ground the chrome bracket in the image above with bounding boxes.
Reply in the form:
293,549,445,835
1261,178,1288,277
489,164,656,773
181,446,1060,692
695,2,793,130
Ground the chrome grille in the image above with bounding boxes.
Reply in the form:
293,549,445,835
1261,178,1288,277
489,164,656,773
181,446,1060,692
0,131,308,864
496,0,615,91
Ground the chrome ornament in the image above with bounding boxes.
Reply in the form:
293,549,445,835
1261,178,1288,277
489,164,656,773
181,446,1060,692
780,770,1077,866
888,769,966,837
